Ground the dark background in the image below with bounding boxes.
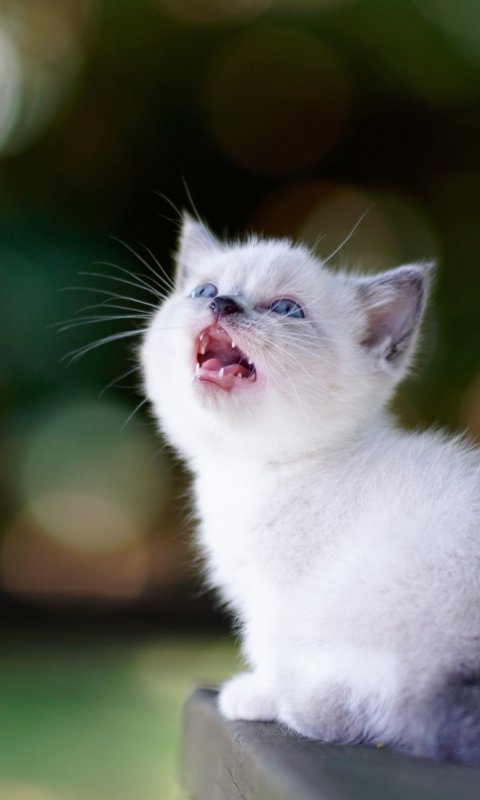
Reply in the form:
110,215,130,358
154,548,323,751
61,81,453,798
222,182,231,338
1,0,480,622
1,2,480,797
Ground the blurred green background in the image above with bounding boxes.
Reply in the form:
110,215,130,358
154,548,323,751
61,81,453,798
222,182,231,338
1,0,480,796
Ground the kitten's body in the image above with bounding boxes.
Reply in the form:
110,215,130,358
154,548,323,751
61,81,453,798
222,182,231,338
142,217,480,763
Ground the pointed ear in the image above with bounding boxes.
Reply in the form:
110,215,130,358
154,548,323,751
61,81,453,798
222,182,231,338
175,212,220,289
355,264,432,372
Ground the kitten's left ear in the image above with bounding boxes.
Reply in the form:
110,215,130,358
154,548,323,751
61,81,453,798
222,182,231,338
355,264,432,373
175,212,220,288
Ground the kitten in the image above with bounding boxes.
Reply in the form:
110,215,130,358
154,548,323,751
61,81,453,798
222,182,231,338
141,213,480,764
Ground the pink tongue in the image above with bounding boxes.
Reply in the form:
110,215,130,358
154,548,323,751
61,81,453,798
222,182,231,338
201,358,250,379
202,358,224,371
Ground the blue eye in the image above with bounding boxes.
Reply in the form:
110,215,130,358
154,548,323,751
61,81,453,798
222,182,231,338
190,283,218,299
269,299,304,318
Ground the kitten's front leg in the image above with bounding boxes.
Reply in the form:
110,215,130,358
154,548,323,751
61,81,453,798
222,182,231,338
219,672,279,721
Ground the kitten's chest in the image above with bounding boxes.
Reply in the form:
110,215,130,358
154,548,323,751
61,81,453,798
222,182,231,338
194,459,269,564
193,457,342,584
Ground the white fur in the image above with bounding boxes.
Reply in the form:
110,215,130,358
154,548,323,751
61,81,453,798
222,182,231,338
141,216,480,760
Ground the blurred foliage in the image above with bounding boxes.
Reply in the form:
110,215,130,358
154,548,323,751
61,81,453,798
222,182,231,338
0,626,240,799
1,0,480,611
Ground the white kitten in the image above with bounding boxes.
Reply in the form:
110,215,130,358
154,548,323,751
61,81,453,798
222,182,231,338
141,214,480,764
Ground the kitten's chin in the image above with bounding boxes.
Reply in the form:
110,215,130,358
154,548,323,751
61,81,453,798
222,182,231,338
194,372,257,393
192,373,257,398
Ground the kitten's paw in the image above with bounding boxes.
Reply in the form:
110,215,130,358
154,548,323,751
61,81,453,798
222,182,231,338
218,673,278,721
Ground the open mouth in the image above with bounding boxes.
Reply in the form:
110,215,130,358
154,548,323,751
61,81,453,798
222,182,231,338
194,325,256,390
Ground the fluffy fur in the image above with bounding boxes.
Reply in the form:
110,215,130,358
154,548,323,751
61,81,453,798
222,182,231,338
141,214,480,763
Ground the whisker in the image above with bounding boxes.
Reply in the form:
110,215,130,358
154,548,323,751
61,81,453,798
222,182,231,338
73,300,153,316
91,259,166,296
54,314,150,333
83,266,165,300
306,232,327,258
62,328,149,365
268,333,335,372
183,179,200,220
59,286,159,309
182,179,220,253
111,237,175,294
154,191,182,219
121,397,148,431
260,334,321,385
139,242,176,293
98,249,171,296
256,346,306,411
100,366,140,397
321,206,373,266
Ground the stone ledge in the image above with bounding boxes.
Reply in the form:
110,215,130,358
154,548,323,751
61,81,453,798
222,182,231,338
182,687,480,800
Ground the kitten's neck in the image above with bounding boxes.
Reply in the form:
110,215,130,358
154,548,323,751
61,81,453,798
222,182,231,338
190,409,395,473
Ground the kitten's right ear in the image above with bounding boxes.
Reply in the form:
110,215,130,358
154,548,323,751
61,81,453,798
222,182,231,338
175,212,220,289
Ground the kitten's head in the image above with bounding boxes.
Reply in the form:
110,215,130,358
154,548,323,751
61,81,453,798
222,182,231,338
141,214,430,462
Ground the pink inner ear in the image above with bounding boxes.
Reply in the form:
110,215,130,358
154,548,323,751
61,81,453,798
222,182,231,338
364,291,418,350
359,267,426,360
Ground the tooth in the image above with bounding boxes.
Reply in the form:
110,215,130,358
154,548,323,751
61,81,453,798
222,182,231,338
196,363,200,373
231,341,235,348
199,341,207,355
199,332,204,342
219,368,224,379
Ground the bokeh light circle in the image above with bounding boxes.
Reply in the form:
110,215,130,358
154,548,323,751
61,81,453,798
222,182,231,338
0,0,97,155
20,398,167,530
0,396,170,603
1,511,149,601
0,24,22,150
202,30,352,177
251,180,440,271
28,491,141,554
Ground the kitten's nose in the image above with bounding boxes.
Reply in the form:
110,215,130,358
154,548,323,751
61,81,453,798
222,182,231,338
209,295,243,318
